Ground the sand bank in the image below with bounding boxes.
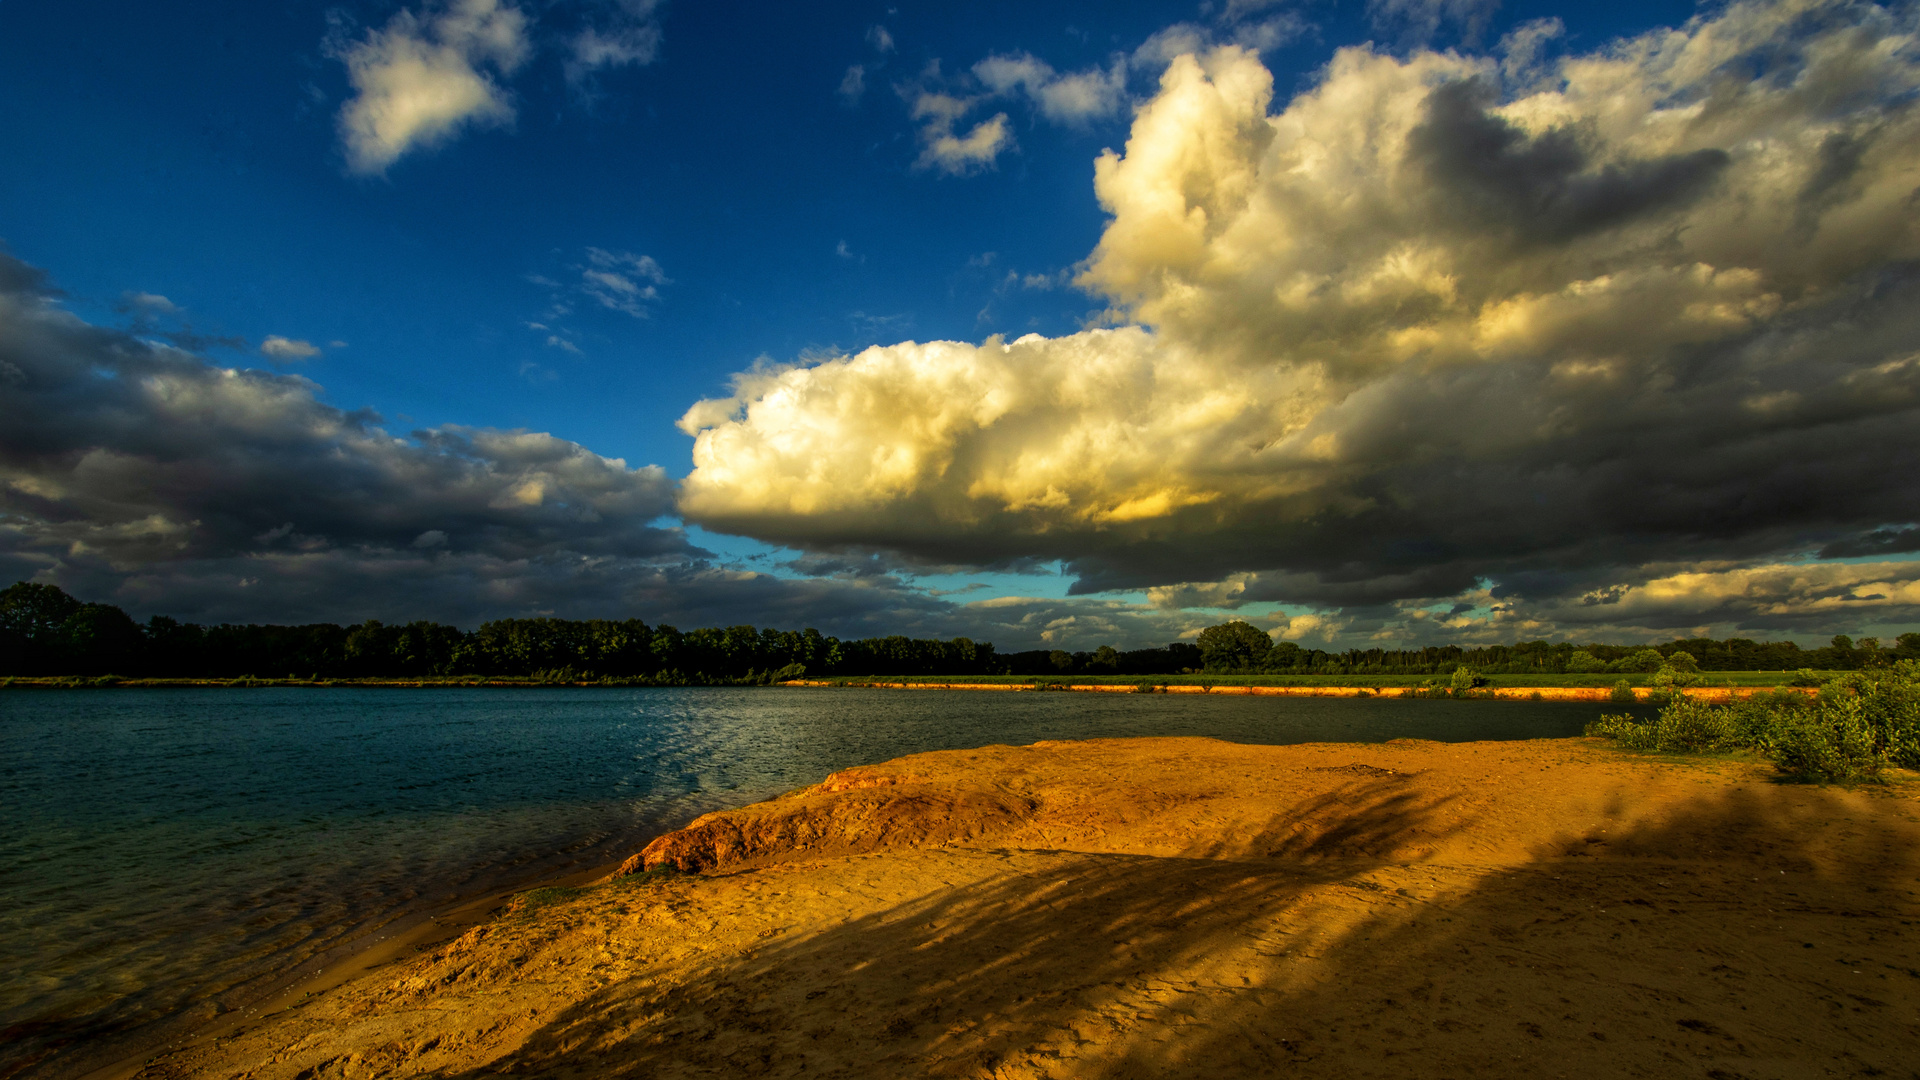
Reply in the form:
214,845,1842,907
137,737,1919,1079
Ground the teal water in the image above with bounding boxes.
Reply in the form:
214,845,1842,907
0,687,1643,1076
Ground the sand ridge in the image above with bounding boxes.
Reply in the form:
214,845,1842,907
136,737,1920,1079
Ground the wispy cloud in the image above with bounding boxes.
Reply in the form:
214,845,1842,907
580,247,669,317
527,248,670,328
973,51,1128,125
118,292,180,316
564,0,666,87
837,64,866,105
894,0,1305,179
1368,0,1500,46
260,335,321,361
906,85,1013,175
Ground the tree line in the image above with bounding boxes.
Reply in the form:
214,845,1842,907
3,582,1912,682
1190,620,1920,675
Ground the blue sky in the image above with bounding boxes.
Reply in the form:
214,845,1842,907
3,0,1918,648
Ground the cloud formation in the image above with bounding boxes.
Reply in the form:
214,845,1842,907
900,37,1148,175
333,0,531,175
0,251,695,623
838,64,866,105
1368,0,1501,45
259,335,321,361
973,52,1129,125
908,88,1014,175
679,0,1920,637
580,248,669,317
564,0,665,87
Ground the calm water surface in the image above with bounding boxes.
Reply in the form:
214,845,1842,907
0,686,1642,1076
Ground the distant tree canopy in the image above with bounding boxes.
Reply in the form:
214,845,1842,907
1186,629,1919,676
1197,621,1273,670
1,582,1041,681
3,581,1913,681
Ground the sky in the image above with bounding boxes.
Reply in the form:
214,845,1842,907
2,0,1918,650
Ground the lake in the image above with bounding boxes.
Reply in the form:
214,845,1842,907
0,686,1646,1077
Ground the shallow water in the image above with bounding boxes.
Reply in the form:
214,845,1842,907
0,686,1645,1076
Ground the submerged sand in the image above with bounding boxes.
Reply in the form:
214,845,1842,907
137,737,1920,1079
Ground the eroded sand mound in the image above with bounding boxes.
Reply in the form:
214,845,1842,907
141,737,1920,1080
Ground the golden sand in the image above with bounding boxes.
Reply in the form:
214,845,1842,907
138,737,1920,1079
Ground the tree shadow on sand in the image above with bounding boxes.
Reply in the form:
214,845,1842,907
432,777,1918,1080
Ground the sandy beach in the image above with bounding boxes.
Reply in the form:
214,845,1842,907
134,736,1920,1079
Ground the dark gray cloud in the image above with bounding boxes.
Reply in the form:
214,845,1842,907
1407,78,1730,245
1818,525,1920,560
0,251,696,622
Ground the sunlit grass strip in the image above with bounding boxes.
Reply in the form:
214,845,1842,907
797,671,1836,689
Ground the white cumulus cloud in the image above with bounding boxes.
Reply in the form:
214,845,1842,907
332,0,531,175
678,0,1920,635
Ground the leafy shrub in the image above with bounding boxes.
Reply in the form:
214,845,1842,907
1586,660,1920,782
1584,699,1736,752
1769,699,1883,782
1585,713,1650,747
1566,650,1609,673
1821,665,1920,769
1609,648,1666,674
1651,664,1700,691
1609,679,1636,703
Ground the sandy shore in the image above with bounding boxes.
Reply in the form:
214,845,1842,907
135,736,1919,1079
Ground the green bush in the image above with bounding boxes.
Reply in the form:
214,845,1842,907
1585,660,1920,782
1566,650,1609,673
1583,699,1736,752
1609,648,1666,674
1609,679,1636,703
1769,699,1883,782
1651,664,1700,691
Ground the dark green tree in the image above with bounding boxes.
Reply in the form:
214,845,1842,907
1197,621,1273,671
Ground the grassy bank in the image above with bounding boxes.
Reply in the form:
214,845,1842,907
802,671,1834,689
